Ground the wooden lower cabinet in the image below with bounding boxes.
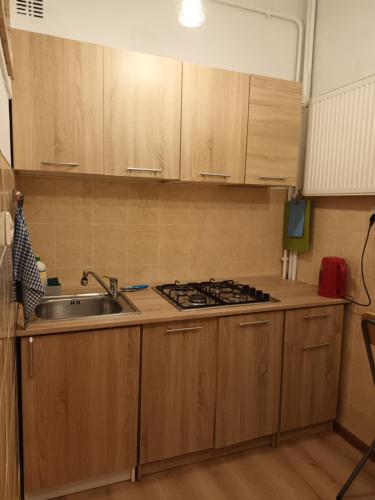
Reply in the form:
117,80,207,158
140,319,217,464
215,311,284,448
280,305,344,432
21,327,140,498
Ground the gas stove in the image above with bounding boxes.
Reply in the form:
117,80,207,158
154,279,279,311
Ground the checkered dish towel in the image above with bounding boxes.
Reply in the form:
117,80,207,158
13,207,45,325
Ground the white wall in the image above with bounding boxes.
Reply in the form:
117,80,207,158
10,0,306,81
312,0,375,96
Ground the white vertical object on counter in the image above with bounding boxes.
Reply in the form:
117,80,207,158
304,74,375,195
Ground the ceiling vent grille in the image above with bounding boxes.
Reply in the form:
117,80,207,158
16,0,44,19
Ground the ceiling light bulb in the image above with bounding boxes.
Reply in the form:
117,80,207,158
178,0,206,28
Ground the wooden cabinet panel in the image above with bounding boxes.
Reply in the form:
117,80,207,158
21,327,140,496
215,311,284,448
12,30,103,174
245,75,302,186
140,319,217,463
181,63,249,184
104,48,181,179
281,306,344,432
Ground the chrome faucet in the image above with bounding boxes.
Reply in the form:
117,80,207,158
80,270,118,297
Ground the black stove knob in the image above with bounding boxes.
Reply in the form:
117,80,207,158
262,293,270,301
249,287,256,295
255,290,263,299
242,284,250,291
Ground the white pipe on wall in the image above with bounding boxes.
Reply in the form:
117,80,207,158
212,0,303,81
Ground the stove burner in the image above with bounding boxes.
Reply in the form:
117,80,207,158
174,286,189,295
227,293,247,303
189,294,207,305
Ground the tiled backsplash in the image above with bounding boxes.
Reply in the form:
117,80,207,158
16,176,287,287
0,154,19,498
297,196,375,445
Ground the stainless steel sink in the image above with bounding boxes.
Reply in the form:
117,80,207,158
34,293,139,321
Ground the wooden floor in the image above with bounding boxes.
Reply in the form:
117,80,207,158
58,433,375,500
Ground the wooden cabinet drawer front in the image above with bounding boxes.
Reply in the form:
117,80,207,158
285,305,343,347
140,319,218,464
215,311,284,448
281,305,344,432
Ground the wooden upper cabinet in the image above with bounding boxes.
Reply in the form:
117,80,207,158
12,30,104,174
281,306,344,432
181,63,249,184
215,312,284,448
140,319,217,463
21,328,140,498
245,75,302,186
104,48,181,179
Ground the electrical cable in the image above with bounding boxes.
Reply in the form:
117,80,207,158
344,215,375,307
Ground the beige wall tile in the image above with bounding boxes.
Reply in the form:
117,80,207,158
0,155,19,498
93,224,127,267
127,225,159,266
28,223,57,268
160,225,191,265
94,181,128,223
16,176,56,223
55,178,94,223
56,224,94,267
127,183,160,225
126,264,159,284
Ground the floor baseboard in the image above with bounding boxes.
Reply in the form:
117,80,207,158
334,421,375,463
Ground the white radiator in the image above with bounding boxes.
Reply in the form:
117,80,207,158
304,75,375,195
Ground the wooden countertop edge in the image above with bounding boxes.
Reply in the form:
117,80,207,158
16,276,348,337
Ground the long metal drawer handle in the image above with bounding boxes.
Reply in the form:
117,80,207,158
200,172,231,178
41,161,80,167
259,176,288,181
165,326,202,334
304,313,330,320
239,320,271,327
303,342,331,350
127,167,164,173
29,337,34,379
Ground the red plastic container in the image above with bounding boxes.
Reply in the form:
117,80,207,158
319,257,348,298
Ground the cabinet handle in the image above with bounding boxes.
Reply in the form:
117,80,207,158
41,161,80,167
127,167,164,173
29,337,34,379
303,342,331,350
304,313,330,320
259,176,288,181
200,172,231,178
239,320,271,327
165,326,202,334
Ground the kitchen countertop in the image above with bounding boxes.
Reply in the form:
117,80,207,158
16,275,348,337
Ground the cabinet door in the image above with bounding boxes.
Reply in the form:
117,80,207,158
181,63,249,184
215,312,284,448
281,306,344,432
12,30,103,174
104,48,181,180
21,328,140,497
140,319,217,463
245,75,302,186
